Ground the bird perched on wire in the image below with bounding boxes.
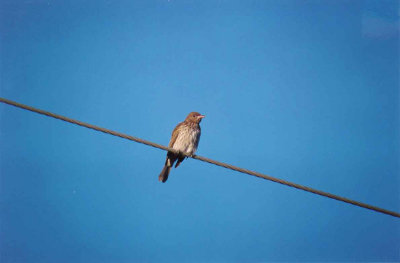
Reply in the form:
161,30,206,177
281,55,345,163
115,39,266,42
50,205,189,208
159,112,205,183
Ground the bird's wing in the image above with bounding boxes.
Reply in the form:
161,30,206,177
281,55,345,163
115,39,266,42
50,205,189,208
168,121,184,148
194,125,201,150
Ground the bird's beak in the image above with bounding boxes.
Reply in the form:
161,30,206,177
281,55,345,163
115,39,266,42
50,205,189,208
198,115,205,119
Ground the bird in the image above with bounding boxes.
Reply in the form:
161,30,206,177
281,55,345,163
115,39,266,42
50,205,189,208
159,112,205,183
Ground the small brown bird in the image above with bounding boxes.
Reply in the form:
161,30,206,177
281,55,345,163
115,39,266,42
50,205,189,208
159,112,205,183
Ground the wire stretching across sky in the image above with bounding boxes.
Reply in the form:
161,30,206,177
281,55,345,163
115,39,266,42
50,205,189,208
1,97,399,218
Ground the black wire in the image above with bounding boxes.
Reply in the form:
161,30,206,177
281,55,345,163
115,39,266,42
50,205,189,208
1,97,399,218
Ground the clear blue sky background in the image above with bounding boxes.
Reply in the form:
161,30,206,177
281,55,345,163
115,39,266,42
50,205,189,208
1,1,399,262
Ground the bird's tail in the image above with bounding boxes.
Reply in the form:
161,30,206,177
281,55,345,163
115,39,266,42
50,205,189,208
159,165,171,183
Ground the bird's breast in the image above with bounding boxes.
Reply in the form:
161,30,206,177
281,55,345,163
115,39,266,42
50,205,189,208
172,125,200,155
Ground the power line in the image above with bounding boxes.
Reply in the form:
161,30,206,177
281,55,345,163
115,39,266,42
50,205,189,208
1,97,399,219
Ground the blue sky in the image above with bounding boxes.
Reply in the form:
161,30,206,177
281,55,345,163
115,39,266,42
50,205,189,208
1,0,399,262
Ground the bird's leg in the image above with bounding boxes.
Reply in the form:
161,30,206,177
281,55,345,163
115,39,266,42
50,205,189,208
174,151,187,168
175,151,186,160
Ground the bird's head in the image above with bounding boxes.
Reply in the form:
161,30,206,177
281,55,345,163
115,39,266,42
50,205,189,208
186,112,205,124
